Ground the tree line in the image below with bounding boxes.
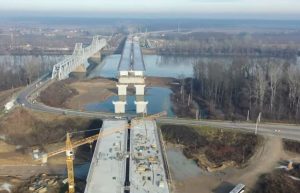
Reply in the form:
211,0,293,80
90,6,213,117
153,32,300,59
0,57,55,91
158,38,298,59
189,57,300,122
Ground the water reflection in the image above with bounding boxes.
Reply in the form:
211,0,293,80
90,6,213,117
89,54,200,78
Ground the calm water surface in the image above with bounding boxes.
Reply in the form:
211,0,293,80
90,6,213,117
85,87,174,116
166,147,204,181
89,54,198,78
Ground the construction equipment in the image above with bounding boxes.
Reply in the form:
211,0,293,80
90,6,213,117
43,111,167,160
37,111,166,193
66,133,75,193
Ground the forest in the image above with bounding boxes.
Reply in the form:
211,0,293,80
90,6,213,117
0,57,56,91
182,57,300,122
156,32,300,122
155,31,300,58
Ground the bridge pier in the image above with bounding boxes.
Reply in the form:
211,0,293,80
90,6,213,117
90,51,102,63
135,95,148,114
114,36,147,114
112,100,126,114
69,64,87,79
117,84,128,96
134,84,145,95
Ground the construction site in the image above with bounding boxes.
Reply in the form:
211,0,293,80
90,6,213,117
1,33,300,193
84,118,170,193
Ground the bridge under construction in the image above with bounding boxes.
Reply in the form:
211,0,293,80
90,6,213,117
84,119,170,193
113,36,148,114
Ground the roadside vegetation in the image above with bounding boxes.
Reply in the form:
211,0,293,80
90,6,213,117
253,163,300,193
161,124,260,170
283,139,300,154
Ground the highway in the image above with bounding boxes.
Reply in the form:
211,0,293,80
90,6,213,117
15,74,300,142
157,118,300,142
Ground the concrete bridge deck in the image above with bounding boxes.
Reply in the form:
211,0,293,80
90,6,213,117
130,120,170,193
84,120,128,193
118,36,145,73
84,119,170,193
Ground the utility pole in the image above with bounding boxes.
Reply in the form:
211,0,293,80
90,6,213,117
247,110,250,122
255,112,262,135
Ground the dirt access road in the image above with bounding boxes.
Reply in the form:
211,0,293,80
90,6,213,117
171,137,299,193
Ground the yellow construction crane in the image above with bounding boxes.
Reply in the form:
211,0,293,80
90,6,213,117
38,111,167,193
66,133,75,193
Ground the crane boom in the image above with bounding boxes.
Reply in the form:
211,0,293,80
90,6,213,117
45,111,167,158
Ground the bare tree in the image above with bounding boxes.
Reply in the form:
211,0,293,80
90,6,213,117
24,57,40,84
255,63,268,111
268,61,283,114
287,65,300,120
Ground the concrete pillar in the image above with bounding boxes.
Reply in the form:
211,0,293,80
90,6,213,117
70,63,86,79
134,84,145,95
134,101,148,114
74,64,86,73
113,101,127,114
117,84,128,96
92,51,101,59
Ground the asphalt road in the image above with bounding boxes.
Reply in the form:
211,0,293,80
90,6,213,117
157,118,300,141
16,74,300,141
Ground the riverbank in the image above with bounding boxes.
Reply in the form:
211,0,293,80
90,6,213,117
39,76,176,111
161,124,300,193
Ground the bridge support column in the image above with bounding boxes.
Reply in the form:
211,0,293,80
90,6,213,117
74,64,87,73
113,101,127,114
134,84,145,95
70,64,87,79
134,101,148,114
117,84,128,96
90,51,102,63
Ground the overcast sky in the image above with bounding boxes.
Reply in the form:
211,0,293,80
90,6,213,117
0,0,300,19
